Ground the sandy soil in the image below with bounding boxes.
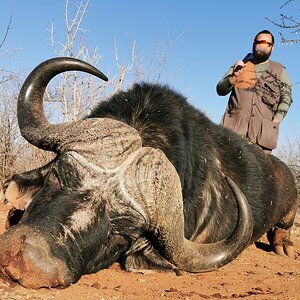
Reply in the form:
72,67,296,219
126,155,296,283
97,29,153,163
0,201,299,300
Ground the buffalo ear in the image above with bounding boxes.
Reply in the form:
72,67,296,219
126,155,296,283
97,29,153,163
4,178,41,210
3,177,45,229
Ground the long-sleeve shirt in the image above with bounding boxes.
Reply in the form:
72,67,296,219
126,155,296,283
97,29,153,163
217,61,293,122
217,60,293,150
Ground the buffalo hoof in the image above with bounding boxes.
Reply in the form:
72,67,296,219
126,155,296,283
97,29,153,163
283,243,295,259
268,227,295,259
0,225,71,289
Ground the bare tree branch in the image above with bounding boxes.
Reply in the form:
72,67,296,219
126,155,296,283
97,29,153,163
265,0,300,44
280,0,296,9
0,13,13,49
112,37,136,95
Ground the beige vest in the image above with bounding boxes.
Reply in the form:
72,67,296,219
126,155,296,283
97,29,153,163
221,60,283,149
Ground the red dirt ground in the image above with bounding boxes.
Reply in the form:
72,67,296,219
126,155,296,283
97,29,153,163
0,201,299,300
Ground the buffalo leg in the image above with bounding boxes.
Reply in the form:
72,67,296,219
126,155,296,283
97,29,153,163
267,227,295,258
267,207,296,259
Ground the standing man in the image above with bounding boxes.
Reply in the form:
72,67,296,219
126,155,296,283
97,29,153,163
216,30,293,153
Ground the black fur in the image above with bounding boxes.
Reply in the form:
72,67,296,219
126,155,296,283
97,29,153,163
3,82,297,284
89,82,297,241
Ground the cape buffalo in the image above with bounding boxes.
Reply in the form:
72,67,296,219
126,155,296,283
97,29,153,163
0,58,297,289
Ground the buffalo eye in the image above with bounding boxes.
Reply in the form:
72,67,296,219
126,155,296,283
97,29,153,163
45,172,61,189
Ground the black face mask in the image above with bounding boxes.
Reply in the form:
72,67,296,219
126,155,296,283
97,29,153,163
252,44,272,63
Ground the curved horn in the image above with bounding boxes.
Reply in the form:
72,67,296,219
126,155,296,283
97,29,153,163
18,57,108,151
154,175,253,272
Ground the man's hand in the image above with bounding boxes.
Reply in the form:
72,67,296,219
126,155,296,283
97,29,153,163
229,60,245,84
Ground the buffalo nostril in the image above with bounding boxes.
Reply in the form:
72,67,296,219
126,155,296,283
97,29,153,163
5,238,69,288
0,226,72,288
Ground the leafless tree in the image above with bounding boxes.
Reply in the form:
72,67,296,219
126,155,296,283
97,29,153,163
45,0,182,120
0,10,54,186
0,0,150,186
0,0,182,190
45,0,138,123
0,12,17,185
265,0,300,44
0,77,22,184
46,0,107,122
0,13,12,50
132,29,185,84
0,12,16,86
